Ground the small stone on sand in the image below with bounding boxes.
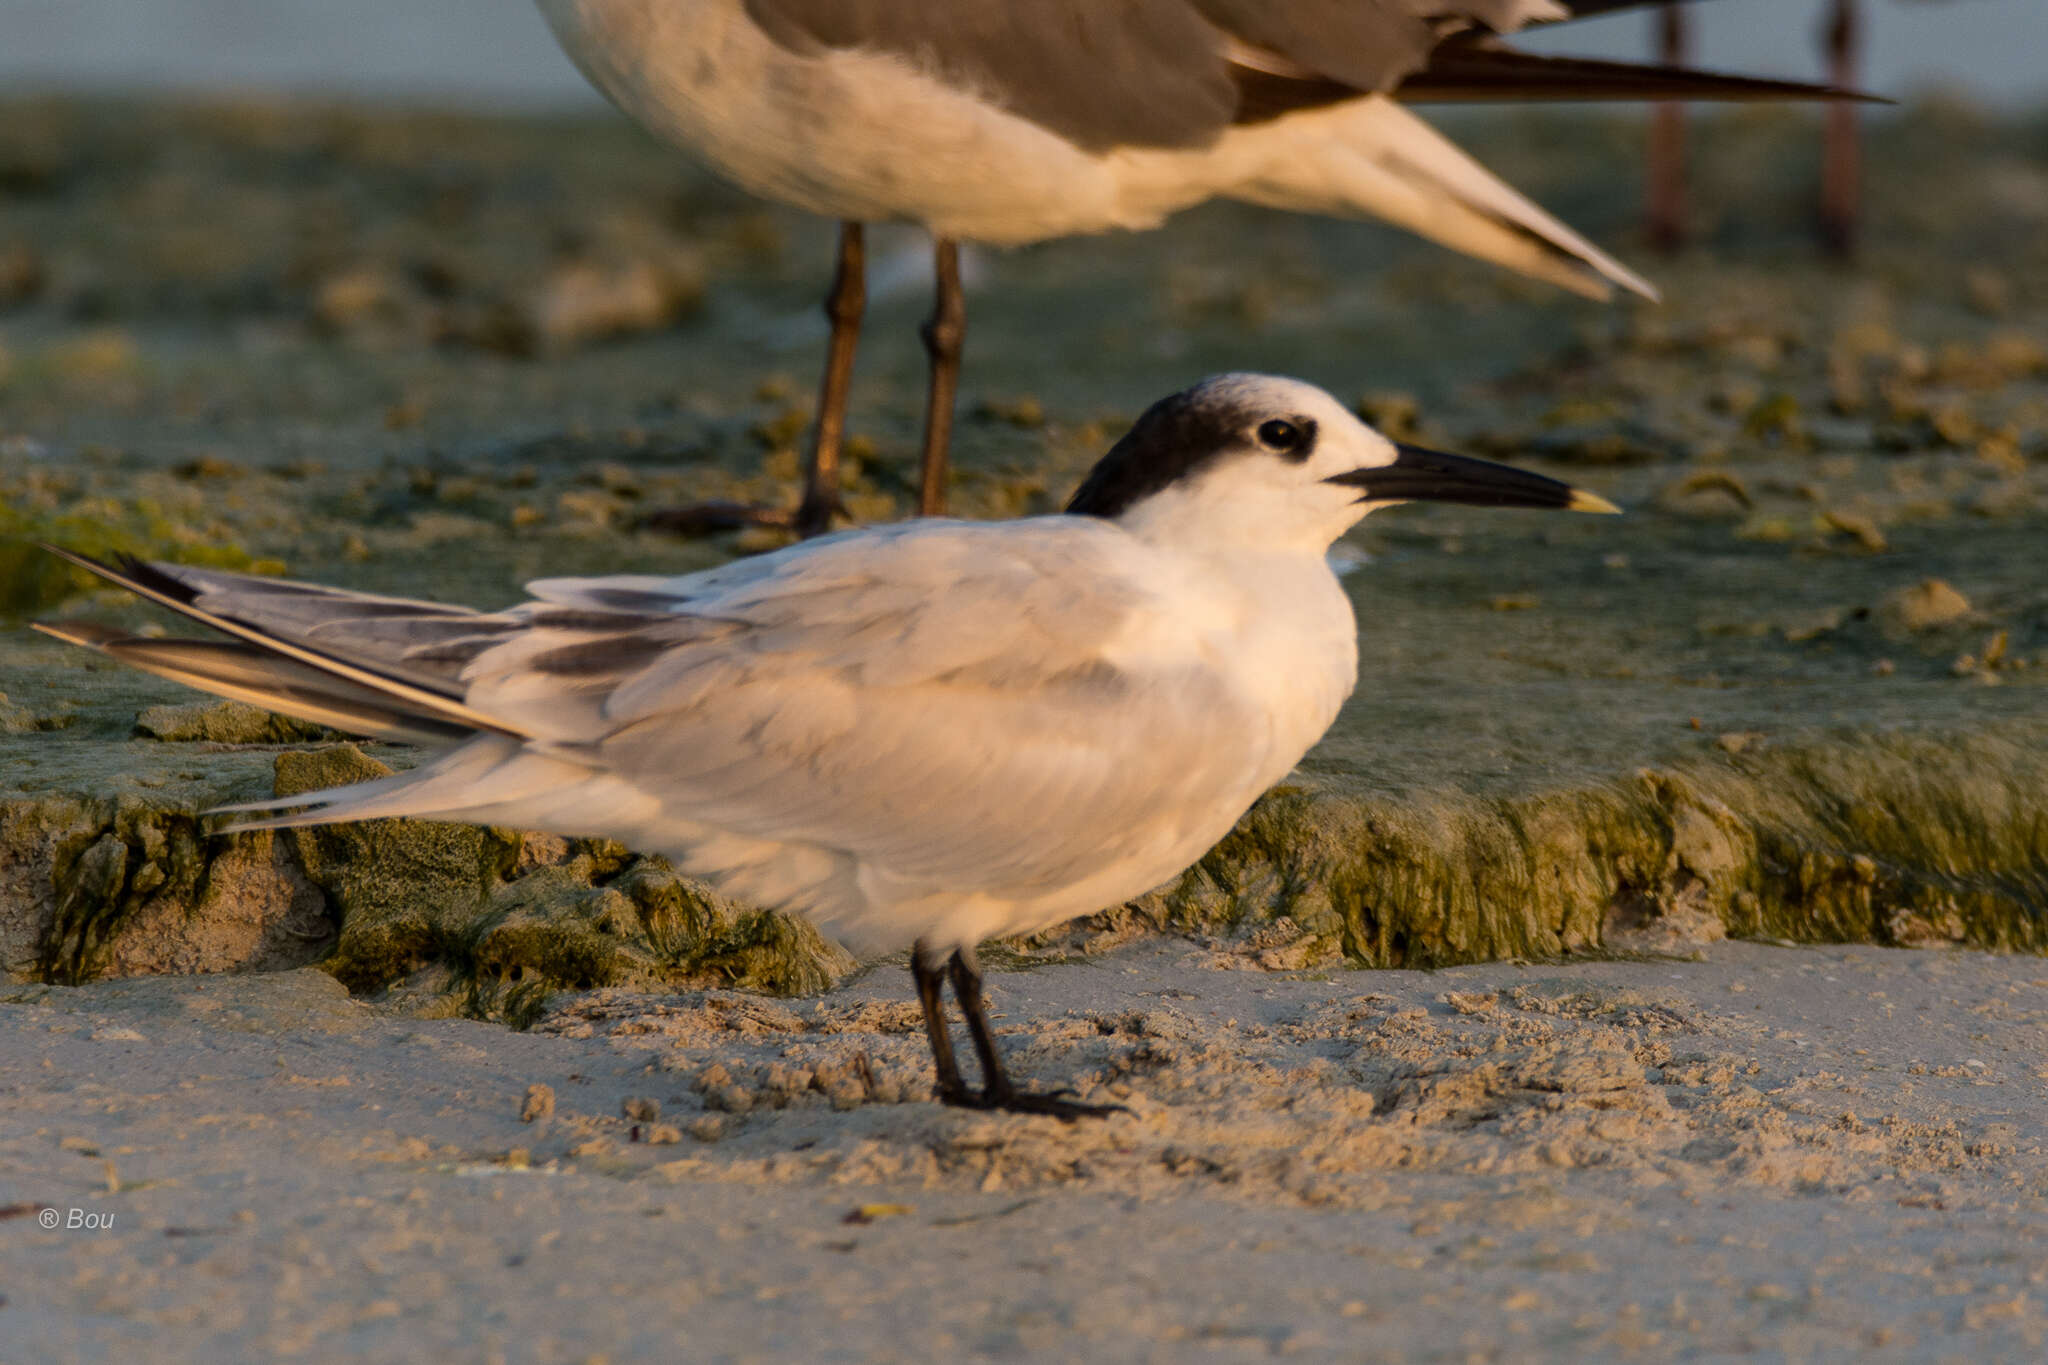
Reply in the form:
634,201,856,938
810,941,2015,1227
1879,578,1971,636
519,1084,555,1123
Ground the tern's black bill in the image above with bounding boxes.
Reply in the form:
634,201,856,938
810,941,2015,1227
1327,443,1619,514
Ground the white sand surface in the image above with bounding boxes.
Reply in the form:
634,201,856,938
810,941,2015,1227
6,938,2047,1361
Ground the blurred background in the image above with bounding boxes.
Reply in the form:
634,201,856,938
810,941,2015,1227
0,0,2043,581
1,0,2043,108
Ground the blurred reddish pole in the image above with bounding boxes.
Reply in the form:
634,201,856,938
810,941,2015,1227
1819,0,1862,256
1646,2,1689,253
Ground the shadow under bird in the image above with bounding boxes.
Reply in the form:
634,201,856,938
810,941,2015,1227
533,0,1862,536
36,374,1617,1118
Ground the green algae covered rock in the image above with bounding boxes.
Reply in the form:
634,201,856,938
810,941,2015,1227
1147,722,2048,969
274,746,852,1012
456,855,855,1022
0,789,328,986
0,737,854,1008
273,745,523,994
134,699,330,744
612,856,856,997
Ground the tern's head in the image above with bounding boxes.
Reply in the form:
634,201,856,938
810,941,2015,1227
1067,374,1616,552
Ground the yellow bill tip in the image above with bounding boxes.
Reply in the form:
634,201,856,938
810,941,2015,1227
1566,488,1623,516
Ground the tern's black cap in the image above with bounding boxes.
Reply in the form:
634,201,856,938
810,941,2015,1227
1066,378,1317,519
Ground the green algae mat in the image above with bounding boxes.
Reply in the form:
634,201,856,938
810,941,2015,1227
3,97,2044,1005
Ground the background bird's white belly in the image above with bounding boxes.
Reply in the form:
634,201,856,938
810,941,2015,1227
534,0,1231,243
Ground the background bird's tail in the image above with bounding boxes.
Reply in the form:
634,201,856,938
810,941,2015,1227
1229,30,1882,301
1228,96,1657,301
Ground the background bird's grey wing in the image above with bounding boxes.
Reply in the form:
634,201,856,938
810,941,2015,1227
1191,0,1563,93
743,0,1582,151
742,0,1798,152
466,521,1278,893
742,0,1237,150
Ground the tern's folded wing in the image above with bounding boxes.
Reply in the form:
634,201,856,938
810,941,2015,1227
38,523,1285,900
467,519,1278,894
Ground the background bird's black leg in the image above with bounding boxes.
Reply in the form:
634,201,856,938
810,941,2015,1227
913,941,968,1105
640,222,866,537
1645,1,1689,254
916,237,965,519
797,220,868,537
945,947,1127,1122
1818,0,1861,258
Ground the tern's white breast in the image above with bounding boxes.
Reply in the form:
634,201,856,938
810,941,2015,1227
953,544,1359,946
677,535,1359,955
1133,544,1360,807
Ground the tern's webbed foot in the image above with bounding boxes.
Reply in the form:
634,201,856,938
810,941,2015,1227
917,943,1128,1122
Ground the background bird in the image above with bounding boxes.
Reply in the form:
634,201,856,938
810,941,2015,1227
36,374,1616,1116
533,0,1861,537
1645,0,1873,255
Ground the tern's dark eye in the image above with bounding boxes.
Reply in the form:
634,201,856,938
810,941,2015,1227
1256,418,1314,460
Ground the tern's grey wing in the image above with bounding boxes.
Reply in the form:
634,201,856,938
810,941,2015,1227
466,520,1278,895
742,0,1575,151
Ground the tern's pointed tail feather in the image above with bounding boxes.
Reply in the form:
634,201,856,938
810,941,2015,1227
32,545,517,737
29,545,540,828
30,621,476,747
29,546,663,839
1229,96,1655,302
206,735,596,830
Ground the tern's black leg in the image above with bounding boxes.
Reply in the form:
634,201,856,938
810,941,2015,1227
1645,2,1688,253
639,221,866,539
915,237,965,519
945,947,1008,1099
934,947,1127,1122
913,941,969,1105
1818,0,1861,257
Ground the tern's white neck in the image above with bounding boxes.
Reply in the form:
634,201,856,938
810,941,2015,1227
1100,514,1360,809
1108,469,1365,559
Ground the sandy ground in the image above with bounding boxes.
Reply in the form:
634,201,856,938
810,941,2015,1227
6,937,2048,1362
